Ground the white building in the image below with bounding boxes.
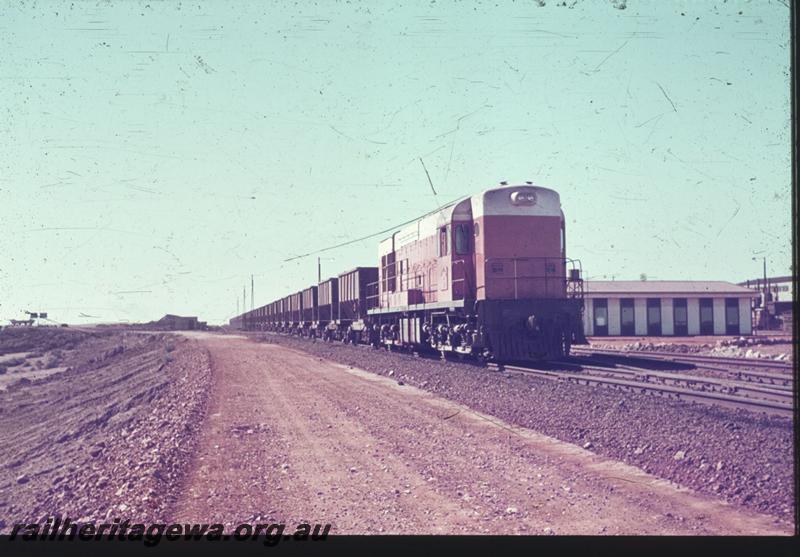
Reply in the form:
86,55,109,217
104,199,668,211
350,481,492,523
582,281,757,337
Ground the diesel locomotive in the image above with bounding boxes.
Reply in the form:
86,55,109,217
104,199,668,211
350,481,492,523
231,182,586,361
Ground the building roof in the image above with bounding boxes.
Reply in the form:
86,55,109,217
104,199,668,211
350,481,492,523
157,314,199,322
737,275,794,285
584,280,756,296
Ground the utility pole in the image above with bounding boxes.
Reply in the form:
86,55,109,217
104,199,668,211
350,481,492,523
237,298,239,316
752,256,769,331
251,274,254,310
762,257,769,329
318,257,321,283
243,286,246,315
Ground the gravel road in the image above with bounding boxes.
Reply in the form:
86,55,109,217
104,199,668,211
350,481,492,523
172,333,790,535
248,333,795,524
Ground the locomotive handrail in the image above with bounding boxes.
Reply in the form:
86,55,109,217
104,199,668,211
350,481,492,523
479,257,583,300
370,272,442,309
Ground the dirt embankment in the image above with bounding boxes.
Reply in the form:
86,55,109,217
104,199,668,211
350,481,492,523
0,328,212,531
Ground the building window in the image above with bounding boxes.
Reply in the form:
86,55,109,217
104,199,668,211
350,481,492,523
646,298,662,336
673,298,688,335
593,298,608,336
699,298,714,335
620,298,635,336
725,298,740,335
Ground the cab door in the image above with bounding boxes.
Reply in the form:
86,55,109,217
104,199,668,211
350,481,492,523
437,225,451,301
451,222,474,300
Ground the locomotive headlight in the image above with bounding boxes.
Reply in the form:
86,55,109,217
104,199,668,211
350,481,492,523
525,314,539,333
511,191,537,206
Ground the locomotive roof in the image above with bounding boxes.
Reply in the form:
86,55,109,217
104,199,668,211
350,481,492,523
379,183,562,255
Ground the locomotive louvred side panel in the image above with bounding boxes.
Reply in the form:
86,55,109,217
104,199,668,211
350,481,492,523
376,197,475,311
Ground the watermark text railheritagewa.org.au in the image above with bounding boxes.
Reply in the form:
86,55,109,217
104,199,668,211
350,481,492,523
6,517,331,546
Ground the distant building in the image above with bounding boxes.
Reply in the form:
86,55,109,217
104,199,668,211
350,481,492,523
582,281,757,337
150,314,206,331
737,275,794,332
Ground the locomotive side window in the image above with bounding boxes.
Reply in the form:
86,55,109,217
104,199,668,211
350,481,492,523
454,223,470,255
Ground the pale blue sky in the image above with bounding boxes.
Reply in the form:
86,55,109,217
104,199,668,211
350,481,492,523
0,0,791,325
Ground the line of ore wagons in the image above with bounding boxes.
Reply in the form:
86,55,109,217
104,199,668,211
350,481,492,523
231,267,380,335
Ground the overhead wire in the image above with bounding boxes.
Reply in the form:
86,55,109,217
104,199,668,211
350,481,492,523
282,193,468,262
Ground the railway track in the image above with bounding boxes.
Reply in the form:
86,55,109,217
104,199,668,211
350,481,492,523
571,347,794,388
558,359,791,398
485,361,794,418
572,346,793,370
252,331,794,417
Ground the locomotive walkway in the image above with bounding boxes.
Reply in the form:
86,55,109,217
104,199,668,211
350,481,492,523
171,333,789,535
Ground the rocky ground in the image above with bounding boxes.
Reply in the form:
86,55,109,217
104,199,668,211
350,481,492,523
0,328,212,531
253,333,794,524
0,327,792,535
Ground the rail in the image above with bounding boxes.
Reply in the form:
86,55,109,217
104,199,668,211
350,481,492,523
571,347,793,371
488,362,793,418
570,348,793,389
